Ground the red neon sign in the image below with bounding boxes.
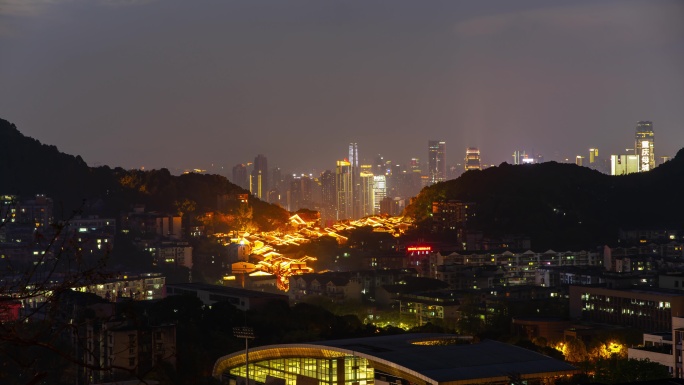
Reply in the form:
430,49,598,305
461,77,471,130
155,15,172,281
407,246,432,252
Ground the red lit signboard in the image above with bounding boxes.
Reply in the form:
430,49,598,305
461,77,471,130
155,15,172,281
407,246,432,252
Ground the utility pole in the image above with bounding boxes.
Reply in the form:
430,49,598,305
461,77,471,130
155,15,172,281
233,326,255,385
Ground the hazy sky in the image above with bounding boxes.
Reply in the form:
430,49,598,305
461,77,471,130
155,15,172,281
1,0,683,175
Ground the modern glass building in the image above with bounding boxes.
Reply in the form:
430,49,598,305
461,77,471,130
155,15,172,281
213,334,577,385
227,353,373,385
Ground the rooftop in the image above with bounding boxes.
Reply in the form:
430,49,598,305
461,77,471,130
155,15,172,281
309,333,576,382
214,333,577,384
166,282,287,299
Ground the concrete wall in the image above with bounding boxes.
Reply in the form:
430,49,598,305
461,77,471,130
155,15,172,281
628,348,673,372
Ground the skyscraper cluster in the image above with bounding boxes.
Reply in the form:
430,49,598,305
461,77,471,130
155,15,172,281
330,145,396,223
229,140,490,224
610,121,656,175
229,121,662,223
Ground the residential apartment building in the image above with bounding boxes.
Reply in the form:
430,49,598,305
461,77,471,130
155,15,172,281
569,285,684,332
154,241,193,269
429,249,600,286
399,291,461,328
82,312,176,383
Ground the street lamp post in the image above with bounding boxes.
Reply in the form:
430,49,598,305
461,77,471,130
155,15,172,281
233,327,255,385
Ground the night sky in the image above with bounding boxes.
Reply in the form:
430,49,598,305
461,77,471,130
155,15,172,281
1,0,683,175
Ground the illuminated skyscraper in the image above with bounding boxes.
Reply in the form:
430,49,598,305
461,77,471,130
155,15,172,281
587,148,608,173
348,143,361,218
349,143,359,168
359,171,375,217
250,154,268,199
335,160,353,220
513,151,524,165
611,154,639,175
428,140,446,184
575,156,584,167
373,175,386,214
589,148,599,164
465,148,481,171
635,121,655,172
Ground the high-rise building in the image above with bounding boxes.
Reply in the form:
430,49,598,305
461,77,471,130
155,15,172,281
635,121,655,172
335,160,353,220
250,154,268,200
359,171,375,218
465,148,481,171
611,154,639,175
288,174,315,211
373,154,385,176
348,143,361,219
394,171,422,199
232,164,248,189
320,170,336,226
410,158,421,173
373,175,386,214
587,148,609,174
349,143,359,168
379,196,394,216
428,140,446,184
271,167,283,192
512,150,535,165
513,151,524,165
575,156,584,167
269,167,284,205
589,148,599,164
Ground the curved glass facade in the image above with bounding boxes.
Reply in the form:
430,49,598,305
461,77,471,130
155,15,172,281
229,355,374,385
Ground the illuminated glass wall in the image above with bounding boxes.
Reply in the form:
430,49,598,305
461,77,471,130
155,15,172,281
229,355,374,385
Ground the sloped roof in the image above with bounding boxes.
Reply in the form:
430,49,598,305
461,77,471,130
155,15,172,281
311,334,576,383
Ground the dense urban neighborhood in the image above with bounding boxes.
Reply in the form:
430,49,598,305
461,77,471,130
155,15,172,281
2,118,684,385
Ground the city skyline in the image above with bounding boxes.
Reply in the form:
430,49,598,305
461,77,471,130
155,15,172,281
1,1,683,173
230,122,664,179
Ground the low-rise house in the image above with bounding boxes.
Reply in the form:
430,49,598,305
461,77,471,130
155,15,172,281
289,272,362,302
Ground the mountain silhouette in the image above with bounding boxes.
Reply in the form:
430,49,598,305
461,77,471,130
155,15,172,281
405,148,684,249
0,118,289,230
